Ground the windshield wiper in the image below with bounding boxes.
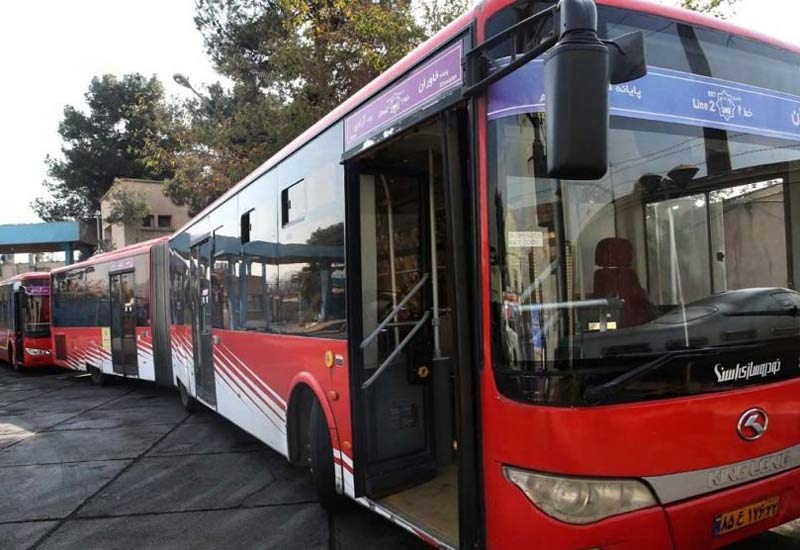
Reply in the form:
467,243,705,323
726,307,800,317
583,343,765,405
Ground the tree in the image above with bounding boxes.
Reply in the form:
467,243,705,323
160,0,468,214
680,0,740,19
419,0,469,36
103,187,152,226
32,74,179,221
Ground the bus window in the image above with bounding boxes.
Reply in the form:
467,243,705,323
240,172,279,333
22,282,50,338
489,113,800,406
211,199,240,330
275,124,346,339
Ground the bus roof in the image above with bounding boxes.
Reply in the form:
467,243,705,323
0,272,50,287
51,235,169,275
174,0,800,237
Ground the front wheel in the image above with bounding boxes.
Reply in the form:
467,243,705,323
10,346,21,372
89,366,106,386
309,399,345,510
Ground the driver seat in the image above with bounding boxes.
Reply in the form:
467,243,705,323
593,238,656,327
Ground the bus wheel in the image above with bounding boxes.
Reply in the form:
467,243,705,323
10,347,21,372
309,399,344,510
179,381,197,413
89,366,106,386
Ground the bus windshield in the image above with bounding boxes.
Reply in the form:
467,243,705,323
487,9,800,406
22,282,50,338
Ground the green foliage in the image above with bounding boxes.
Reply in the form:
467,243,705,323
37,2,470,217
419,0,469,36
680,0,739,19
32,74,179,221
104,187,152,226
160,0,468,214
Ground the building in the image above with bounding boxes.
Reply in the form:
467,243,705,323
0,259,65,279
99,179,190,250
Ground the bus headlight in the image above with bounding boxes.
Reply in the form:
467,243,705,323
25,348,50,356
503,466,657,524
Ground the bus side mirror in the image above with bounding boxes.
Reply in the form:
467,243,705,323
545,0,609,180
545,1,647,181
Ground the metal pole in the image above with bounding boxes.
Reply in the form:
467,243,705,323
380,176,400,347
429,150,441,359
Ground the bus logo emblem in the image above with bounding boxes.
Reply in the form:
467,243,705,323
737,408,768,441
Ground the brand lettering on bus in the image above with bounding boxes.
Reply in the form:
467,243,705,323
707,452,791,488
713,359,782,383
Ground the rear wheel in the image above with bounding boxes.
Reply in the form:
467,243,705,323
179,381,197,413
89,365,106,386
309,399,344,510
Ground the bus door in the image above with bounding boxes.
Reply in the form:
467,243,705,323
190,238,217,406
12,289,23,365
347,113,470,548
109,271,138,377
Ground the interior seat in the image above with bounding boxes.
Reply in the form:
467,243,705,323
593,237,656,327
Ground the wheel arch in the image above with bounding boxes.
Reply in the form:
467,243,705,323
286,373,339,467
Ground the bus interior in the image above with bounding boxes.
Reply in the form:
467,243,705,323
352,112,465,546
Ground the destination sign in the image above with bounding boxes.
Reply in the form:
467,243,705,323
345,41,463,150
23,285,49,296
489,60,800,143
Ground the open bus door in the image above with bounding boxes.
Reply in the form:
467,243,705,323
345,107,478,548
109,271,139,377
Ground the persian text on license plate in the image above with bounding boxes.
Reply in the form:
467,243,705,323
713,496,780,536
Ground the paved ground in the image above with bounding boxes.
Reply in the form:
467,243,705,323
0,366,427,550
0,366,798,550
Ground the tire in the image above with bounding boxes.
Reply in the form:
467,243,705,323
179,381,197,413
309,399,344,510
10,346,21,372
89,366,106,386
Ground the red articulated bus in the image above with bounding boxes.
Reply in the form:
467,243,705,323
0,272,52,369
169,0,800,548
50,237,173,386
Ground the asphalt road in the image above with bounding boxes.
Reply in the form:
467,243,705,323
0,366,797,550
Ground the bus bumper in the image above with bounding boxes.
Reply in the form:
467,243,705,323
487,461,800,549
665,465,800,549
22,349,52,368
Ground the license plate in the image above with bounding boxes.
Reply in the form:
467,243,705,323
713,496,780,536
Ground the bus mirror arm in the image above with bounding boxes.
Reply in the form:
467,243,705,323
604,31,647,85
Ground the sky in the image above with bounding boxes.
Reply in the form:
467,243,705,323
0,0,798,226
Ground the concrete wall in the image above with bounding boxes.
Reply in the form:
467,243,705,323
100,179,191,250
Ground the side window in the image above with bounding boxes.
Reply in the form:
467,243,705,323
211,199,241,330
169,234,192,326
281,180,306,227
134,255,150,326
0,287,7,328
240,173,279,333
83,265,109,327
275,123,346,339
